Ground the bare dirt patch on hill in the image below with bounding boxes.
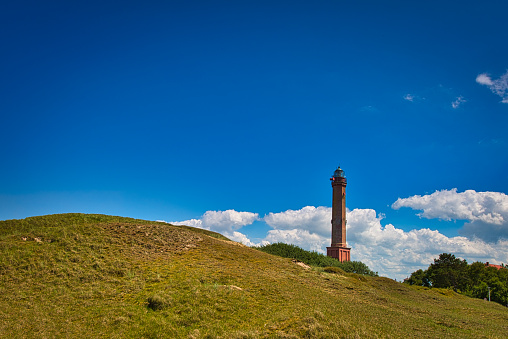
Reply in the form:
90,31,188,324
100,222,203,257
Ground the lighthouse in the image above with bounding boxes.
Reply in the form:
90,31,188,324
327,166,351,262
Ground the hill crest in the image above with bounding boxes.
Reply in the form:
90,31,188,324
1,213,507,338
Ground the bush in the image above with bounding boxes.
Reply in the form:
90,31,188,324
323,266,345,274
257,243,340,267
147,294,171,311
338,261,378,277
256,243,377,276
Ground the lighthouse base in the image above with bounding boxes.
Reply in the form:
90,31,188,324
327,246,351,262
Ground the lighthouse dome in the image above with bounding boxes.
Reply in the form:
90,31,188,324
333,167,345,178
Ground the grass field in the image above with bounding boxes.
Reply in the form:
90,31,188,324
1,213,507,338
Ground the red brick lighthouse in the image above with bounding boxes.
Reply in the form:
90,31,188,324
327,166,351,262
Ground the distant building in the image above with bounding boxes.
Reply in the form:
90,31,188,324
327,166,350,262
485,262,505,270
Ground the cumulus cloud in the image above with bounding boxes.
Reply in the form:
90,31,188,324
345,208,508,280
171,209,259,233
476,73,494,86
170,218,204,228
452,96,466,109
200,210,259,231
263,206,332,237
404,94,414,102
392,189,508,224
392,189,508,242
476,71,508,103
224,231,261,247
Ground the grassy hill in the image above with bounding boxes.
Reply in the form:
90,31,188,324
1,214,507,338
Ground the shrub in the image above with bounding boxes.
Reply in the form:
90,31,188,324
147,294,171,311
337,261,378,277
257,243,340,267
323,266,345,274
256,243,377,276
349,273,368,282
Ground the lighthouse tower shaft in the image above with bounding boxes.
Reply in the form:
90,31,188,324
331,179,347,247
327,167,351,262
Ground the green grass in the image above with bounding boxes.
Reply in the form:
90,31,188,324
1,213,507,338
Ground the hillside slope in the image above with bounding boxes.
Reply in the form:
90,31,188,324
1,214,507,338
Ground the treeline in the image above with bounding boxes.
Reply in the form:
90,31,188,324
405,253,508,305
256,242,378,276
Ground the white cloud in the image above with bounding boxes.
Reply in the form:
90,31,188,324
452,96,466,109
476,71,508,103
404,94,414,102
402,93,425,103
392,189,508,224
170,209,259,233
476,73,494,86
170,218,204,228
392,189,508,242
169,211,263,247
346,207,508,280
224,231,259,247
263,206,331,237
201,210,259,231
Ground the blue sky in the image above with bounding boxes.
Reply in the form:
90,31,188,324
2,1,508,279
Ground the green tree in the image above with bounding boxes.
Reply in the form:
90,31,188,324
406,254,508,305
467,262,486,288
472,281,489,300
426,253,468,291
489,277,507,304
405,269,430,287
